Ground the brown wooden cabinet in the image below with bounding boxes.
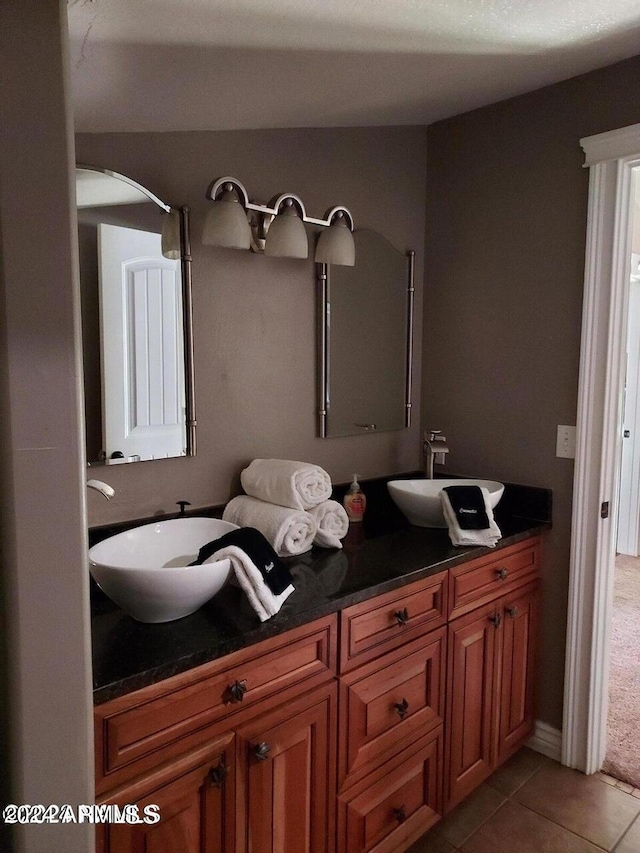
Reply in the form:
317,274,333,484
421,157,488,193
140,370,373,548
96,734,236,853
95,616,337,853
98,682,337,853
235,681,337,853
338,627,446,790
95,616,337,794
94,535,542,853
495,581,539,764
445,600,498,808
445,580,539,811
337,574,450,852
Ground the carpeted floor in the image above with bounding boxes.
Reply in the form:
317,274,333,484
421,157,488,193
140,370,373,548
602,554,640,788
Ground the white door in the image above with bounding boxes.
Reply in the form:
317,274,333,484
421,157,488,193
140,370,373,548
98,223,185,462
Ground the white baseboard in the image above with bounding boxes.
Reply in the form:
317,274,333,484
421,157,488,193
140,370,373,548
527,720,562,762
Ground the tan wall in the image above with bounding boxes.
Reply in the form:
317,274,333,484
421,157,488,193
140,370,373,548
75,127,427,526
0,1,94,850
423,54,640,730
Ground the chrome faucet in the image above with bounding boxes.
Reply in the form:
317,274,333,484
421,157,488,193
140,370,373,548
87,479,115,500
423,430,449,479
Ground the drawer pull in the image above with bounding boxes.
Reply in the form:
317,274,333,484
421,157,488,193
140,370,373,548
208,762,229,787
227,679,247,703
393,698,410,720
506,606,519,619
488,613,501,628
496,567,508,580
393,805,407,823
394,607,409,626
252,741,271,761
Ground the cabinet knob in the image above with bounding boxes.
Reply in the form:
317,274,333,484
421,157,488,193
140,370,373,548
488,613,501,628
506,606,519,619
227,679,247,703
496,567,508,580
252,741,271,761
208,762,229,787
394,607,409,626
393,698,410,720
392,805,407,823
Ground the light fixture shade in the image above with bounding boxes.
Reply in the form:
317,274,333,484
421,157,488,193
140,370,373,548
161,210,181,260
315,218,355,266
202,192,251,249
264,206,308,259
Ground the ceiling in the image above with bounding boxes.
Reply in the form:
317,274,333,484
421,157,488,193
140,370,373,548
67,0,640,133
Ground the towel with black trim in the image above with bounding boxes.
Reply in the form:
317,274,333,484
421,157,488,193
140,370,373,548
440,485,502,548
190,527,295,621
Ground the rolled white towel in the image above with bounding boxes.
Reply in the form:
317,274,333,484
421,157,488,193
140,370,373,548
240,458,332,511
223,495,316,557
310,500,349,549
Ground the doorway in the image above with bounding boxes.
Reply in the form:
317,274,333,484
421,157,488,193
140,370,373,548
604,194,640,786
563,123,640,776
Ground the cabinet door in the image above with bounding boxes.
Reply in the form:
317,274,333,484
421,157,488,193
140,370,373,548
496,582,539,764
97,734,235,853
235,681,337,853
445,601,499,811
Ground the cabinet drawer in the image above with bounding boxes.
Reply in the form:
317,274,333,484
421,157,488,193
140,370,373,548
95,615,336,792
339,627,446,790
340,571,447,673
337,726,443,853
448,537,540,619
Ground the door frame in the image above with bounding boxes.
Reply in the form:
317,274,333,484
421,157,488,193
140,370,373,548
563,122,640,773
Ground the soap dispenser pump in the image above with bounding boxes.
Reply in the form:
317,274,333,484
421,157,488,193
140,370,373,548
343,474,366,522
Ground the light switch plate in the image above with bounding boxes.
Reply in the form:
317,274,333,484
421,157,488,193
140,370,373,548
556,425,576,458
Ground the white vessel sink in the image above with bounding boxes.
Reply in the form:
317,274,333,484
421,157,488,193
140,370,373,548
89,517,239,623
387,479,504,528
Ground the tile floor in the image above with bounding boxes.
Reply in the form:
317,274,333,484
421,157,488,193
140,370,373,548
408,749,640,853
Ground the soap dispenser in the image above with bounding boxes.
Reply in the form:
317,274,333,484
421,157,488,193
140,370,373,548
343,474,366,522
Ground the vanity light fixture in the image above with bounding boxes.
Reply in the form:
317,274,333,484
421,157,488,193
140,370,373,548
264,197,308,259
315,210,356,267
201,181,252,250
203,176,355,265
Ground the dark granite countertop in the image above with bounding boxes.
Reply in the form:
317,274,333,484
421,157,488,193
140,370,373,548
91,477,551,705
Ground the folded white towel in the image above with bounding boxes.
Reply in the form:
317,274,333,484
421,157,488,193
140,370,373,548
440,487,502,548
240,458,332,511
310,500,349,549
223,495,316,557
203,544,294,622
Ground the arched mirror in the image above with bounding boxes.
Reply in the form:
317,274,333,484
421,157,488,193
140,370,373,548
317,228,414,438
76,166,195,465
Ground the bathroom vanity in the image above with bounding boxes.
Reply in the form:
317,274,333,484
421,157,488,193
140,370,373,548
91,484,548,853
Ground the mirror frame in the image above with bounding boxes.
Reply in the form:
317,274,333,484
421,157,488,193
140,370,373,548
77,164,197,460
316,230,415,438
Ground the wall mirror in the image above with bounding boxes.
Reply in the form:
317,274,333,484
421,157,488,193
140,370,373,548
76,166,195,465
317,228,414,438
